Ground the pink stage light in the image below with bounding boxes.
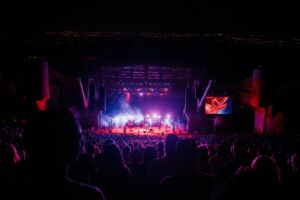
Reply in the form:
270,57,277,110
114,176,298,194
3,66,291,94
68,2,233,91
125,92,131,103
152,113,158,119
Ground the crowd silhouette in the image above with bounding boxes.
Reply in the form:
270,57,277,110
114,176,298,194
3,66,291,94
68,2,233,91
1,109,300,199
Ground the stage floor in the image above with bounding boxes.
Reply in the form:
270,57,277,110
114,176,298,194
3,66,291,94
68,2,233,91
97,126,188,136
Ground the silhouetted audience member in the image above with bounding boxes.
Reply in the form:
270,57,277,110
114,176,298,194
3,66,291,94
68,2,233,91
142,146,157,173
157,139,213,200
3,109,105,199
272,152,290,182
128,148,145,199
219,156,281,200
157,141,164,157
94,139,114,171
147,134,179,200
69,141,99,184
148,134,179,184
217,140,253,180
284,153,300,199
134,146,158,200
251,155,281,182
128,148,144,181
0,143,21,183
122,145,131,164
2,120,300,200
197,145,210,173
291,154,300,173
210,141,231,174
213,140,253,199
97,143,134,200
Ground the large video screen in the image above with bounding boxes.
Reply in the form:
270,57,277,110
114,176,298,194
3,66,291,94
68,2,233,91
205,96,232,114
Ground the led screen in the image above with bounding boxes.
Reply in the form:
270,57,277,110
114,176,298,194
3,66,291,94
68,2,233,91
205,96,232,114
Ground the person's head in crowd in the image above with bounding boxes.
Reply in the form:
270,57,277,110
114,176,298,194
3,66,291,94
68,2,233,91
144,146,157,164
126,142,132,149
85,142,95,157
131,149,144,165
217,141,230,157
120,142,127,149
101,139,114,152
291,154,300,172
233,140,248,158
104,139,114,146
177,139,197,169
102,143,125,168
122,145,131,163
251,155,281,183
135,142,143,150
24,109,82,174
157,141,164,157
198,145,209,158
197,145,210,172
165,134,179,157
272,152,288,172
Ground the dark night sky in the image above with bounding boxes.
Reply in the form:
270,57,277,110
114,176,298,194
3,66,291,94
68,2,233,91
0,2,299,34
0,3,299,88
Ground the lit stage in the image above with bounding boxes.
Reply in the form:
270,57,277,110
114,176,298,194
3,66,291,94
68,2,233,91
100,109,188,136
96,126,188,136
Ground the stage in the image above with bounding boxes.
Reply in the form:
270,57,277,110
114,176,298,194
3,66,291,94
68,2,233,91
96,126,188,136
